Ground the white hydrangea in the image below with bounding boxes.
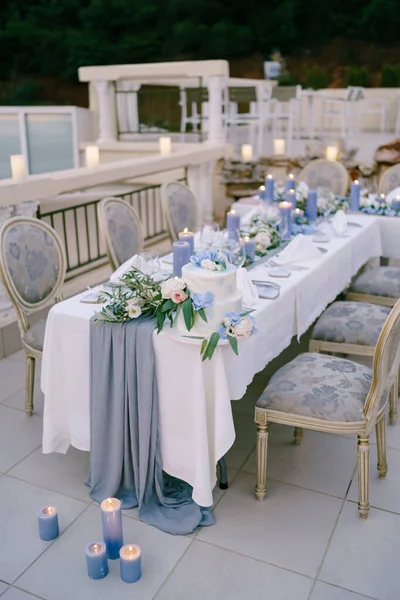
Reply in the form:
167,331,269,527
200,258,218,271
160,277,186,299
254,230,271,248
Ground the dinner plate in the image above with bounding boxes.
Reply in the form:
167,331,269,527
254,282,280,299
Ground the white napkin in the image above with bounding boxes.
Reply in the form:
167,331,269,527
331,209,347,236
236,267,259,309
274,234,321,265
110,254,150,282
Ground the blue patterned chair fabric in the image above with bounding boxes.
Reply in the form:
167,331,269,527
311,301,390,346
165,184,197,235
349,267,400,298
104,203,141,267
257,353,374,422
24,319,46,351
4,223,61,305
302,163,346,195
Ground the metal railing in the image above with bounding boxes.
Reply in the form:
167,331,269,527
37,180,184,279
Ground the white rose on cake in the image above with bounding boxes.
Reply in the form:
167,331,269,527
160,277,186,299
201,258,219,271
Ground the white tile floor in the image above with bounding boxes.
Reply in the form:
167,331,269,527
0,351,399,600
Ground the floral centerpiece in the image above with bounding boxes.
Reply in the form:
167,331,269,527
359,192,398,216
94,265,256,361
242,215,280,256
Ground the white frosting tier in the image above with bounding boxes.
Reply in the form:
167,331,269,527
175,262,243,337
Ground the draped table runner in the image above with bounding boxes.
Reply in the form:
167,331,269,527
42,213,388,507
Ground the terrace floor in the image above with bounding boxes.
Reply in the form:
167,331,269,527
0,345,399,600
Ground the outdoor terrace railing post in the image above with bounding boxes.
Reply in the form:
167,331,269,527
187,161,214,223
207,75,226,144
93,80,117,143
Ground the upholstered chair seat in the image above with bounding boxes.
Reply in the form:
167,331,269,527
24,319,47,351
311,301,391,347
349,267,400,299
257,353,372,422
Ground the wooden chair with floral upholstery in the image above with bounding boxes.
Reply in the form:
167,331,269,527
347,267,400,309
98,197,144,270
254,299,400,519
298,158,349,196
0,217,66,415
160,181,199,241
378,163,400,195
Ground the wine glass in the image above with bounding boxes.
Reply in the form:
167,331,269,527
200,222,220,248
225,238,246,268
138,250,160,277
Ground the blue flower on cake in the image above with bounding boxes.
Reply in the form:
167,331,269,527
218,312,257,340
190,250,226,271
191,291,215,311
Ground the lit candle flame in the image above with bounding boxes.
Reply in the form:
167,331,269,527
354,179,359,185
183,227,188,233
267,174,273,180
42,507,55,515
288,174,294,179
231,210,236,215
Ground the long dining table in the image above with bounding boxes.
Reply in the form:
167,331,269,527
42,213,397,507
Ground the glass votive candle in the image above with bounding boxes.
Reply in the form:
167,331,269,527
243,236,255,262
38,506,59,541
85,542,108,580
120,544,142,583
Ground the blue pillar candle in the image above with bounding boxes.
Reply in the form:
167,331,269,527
120,544,142,584
391,195,400,212
172,241,190,277
85,542,109,580
285,174,296,191
178,228,195,255
38,506,59,541
243,236,255,262
258,185,265,201
101,498,123,560
378,193,386,203
279,201,292,240
226,210,241,232
265,174,275,201
285,188,296,208
306,189,318,221
349,180,361,211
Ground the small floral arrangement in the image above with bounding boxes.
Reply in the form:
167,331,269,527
199,311,257,361
359,193,398,216
190,250,226,271
243,216,280,256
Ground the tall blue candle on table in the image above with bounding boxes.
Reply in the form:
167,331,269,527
172,241,190,277
101,498,123,560
391,195,400,212
285,173,296,191
279,201,292,240
120,544,142,583
85,542,108,580
285,188,296,208
349,179,361,211
243,236,255,262
226,210,241,231
258,185,265,201
37,506,59,541
178,228,195,255
306,189,318,221
265,174,275,201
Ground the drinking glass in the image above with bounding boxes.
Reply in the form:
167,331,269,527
138,250,160,277
200,222,220,248
224,238,246,268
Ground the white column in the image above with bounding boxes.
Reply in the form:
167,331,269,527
187,161,215,223
126,83,141,133
0,207,15,322
93,80,117,143
207,76,226,144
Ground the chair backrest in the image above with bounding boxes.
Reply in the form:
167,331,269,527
160,181,199,241
271,85,301,102
364,299,400,433
378,164,400,195
98,197,144,271
0,216,66,324
298,158,349,196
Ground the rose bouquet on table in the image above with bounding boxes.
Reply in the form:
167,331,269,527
242,215,280,257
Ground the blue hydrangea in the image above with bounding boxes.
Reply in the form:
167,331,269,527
191,291,215,311
225,312,241,326
190,250,223,268
218,325,228,339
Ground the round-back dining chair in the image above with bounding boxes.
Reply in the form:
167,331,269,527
0,216,66,415
298,158,349,196
254,298,400,519
160,181,200,241
98,197,144,271
378,164,400,195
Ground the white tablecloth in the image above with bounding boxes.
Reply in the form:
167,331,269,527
42,213,384,507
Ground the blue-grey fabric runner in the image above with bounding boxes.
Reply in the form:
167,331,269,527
86,315,214,535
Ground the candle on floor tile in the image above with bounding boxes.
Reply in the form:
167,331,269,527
100,498,123,560
285,188,296,208
279,201,292,241
120,544,142,583
241,144,253,162
274,138,285,155
265,174,275,201
173,241,190,277
38,506,59,541
349,180,361,211
178,228,195,255
85,542,109,580
392,195,400,212
285,173,296,191
306,189,318,221
243,236,255,262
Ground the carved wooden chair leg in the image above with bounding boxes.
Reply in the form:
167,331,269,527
293,426,303,445
25,355,35,416
357,435,370,519
255,421,269,501
389,375,398,425
375,415,388,479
